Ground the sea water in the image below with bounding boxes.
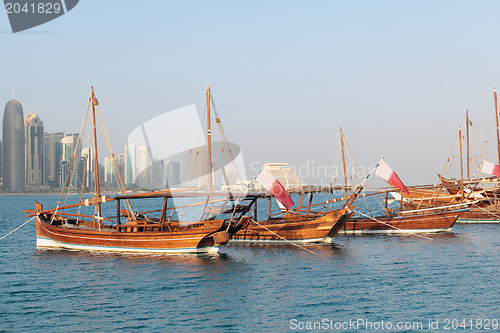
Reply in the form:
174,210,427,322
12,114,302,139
0,195,498,332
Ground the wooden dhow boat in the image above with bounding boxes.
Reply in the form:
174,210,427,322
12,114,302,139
437,174,499,197
437,173,500,223
420,93,500,223
229,186,360,244
404,103,500,223
24,86,258,253
333,128,469,234
30,191,256,253
340,191,467,234
229,133,380,244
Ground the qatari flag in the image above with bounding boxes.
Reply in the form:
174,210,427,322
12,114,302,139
256,167,294,211
375,160,409,194
481,160,500,177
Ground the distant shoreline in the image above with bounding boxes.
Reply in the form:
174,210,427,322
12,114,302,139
0,192,121,196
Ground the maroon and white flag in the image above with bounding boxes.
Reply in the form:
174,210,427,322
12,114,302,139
481,160,500,177
375,160,409,194
256,166,294,211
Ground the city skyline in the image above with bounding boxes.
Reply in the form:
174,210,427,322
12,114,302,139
3,89,500,192
3,94,308,193
1,96,187,191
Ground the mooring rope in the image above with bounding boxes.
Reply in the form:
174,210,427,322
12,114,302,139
250,219,318,255
471,202,500,220
0,216,36,240
357,212,433,240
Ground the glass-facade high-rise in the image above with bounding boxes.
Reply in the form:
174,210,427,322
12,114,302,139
136,145,152,189
0,140,2,183
24,112,44,187
43,132,64,187
104,156,118,188
81,147,94,188
165,160,180,188
59,133,80,188
124,144,136,187
3,99,25,191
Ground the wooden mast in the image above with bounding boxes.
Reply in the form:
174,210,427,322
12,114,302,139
495,88,500,165
206,84,214,198
90,86,101,219
466,110,470,179
459,127,463,192
340,127,349,196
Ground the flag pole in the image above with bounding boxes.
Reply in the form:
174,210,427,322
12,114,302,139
466,110,470,179
494,88,500,165
360,158,384,187
342,158,384,208
227,163,266,209
459,127,464,200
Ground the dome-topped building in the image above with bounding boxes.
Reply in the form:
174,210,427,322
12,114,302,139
3,98,25,191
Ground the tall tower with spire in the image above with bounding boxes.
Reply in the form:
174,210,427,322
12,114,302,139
3,92,25,191
25,112,44,187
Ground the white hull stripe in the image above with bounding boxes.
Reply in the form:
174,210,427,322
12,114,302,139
457,219,500,224
337,228,452,235
37,237,219,254
229,237,327,244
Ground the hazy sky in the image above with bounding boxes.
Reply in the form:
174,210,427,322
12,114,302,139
2,0,500,186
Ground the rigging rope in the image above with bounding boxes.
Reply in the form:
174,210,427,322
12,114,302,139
76,128,93,221
180,95,207,185
250,219,318,255
96,105,135,218
0,217,36,240
442,131,459,177
471,202,500,220
470,121,491,162
210,91,244,186
357,211,433,240
52,94,91,223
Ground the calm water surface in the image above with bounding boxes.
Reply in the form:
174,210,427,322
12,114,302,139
0,195,499,332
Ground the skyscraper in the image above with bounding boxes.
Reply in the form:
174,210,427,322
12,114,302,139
118,153,126,186
105,156,118,188
3,98,25,191
61,133,79,162
43,132,64,187
136,145,152,188
59,160,70,188
193,147,209,189
81,147,94,188
24,112,44,187
124,144,136,187
0,140,2,184
165,160,180,188
59,133,80,187
151,158,164,190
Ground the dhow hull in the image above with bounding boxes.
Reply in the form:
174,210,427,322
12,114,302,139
36,217,228,254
